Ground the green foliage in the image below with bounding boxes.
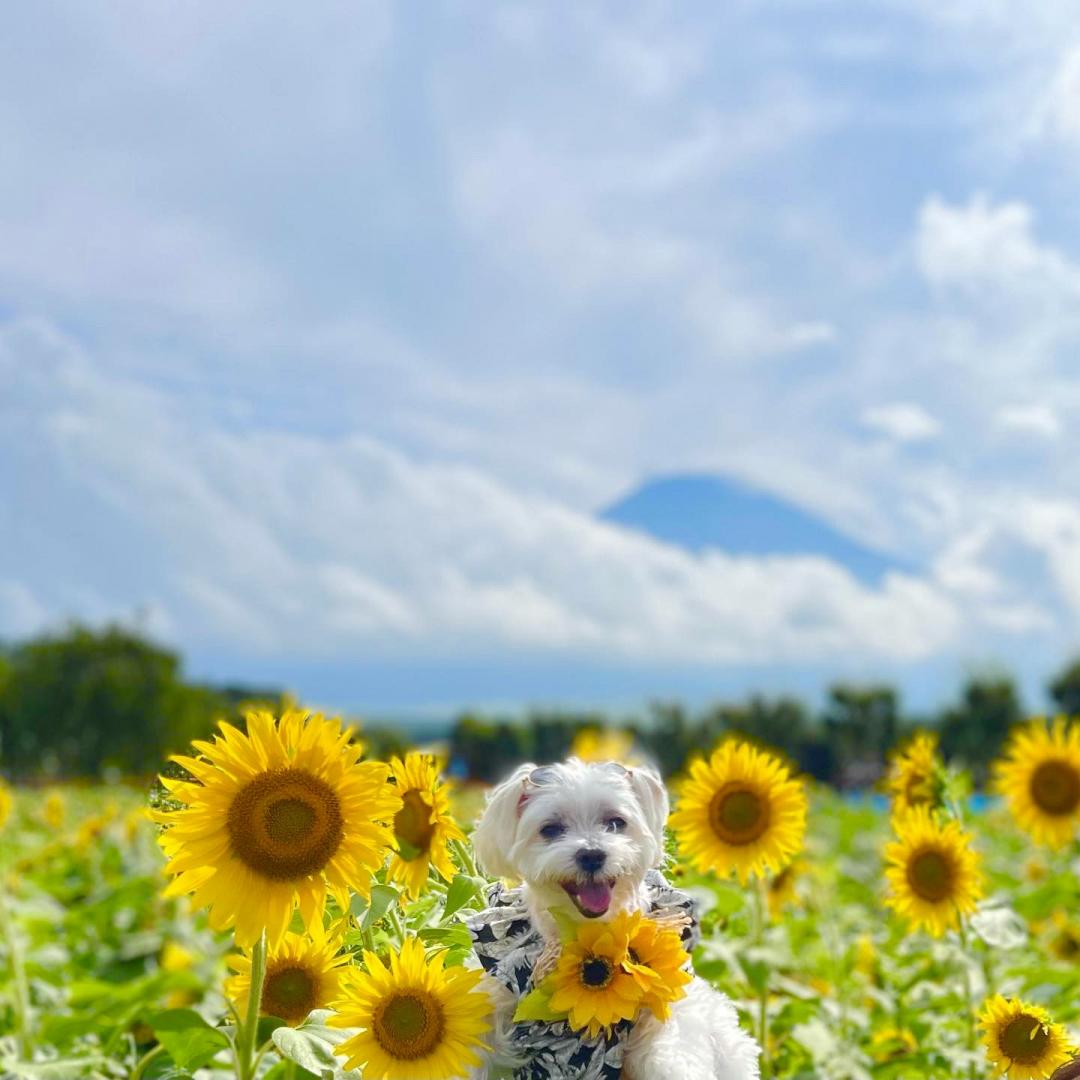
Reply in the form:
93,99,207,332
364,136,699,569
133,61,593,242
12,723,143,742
1049,657,1080,717
0,623,278,779
2,779,1080,1078
939,674,1023,782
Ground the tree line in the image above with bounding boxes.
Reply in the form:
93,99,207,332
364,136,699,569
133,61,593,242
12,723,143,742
2,622,1080,786
0,624,409,780
449,666,1080,786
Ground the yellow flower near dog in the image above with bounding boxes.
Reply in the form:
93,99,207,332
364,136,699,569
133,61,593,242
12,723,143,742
547,917,645,1037
154,708,401,948
995,717,1080,849
670,739,807,884
884,805,982,937
330,936,492,1080
388,753,467,899
226,924,349,1025
622,912,692,1023
980,995,1074,1079
518,911,690,1037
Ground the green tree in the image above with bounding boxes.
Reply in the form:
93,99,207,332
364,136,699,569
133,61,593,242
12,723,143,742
938,675,1022,779
705,695,810,763
1048,657,1080,717
0,623,224,778
639,701,697,777
822,684,901,785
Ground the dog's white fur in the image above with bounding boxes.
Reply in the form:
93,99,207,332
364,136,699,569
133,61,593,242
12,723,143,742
470,758,761,1080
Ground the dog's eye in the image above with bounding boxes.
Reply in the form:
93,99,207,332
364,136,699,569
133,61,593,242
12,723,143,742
539,822,566,841
605,816,627,833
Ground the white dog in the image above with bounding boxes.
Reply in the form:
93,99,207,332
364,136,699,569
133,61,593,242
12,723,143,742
466,758,761,1080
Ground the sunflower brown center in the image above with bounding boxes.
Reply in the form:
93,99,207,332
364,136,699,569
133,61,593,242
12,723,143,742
227,767,344,881
394,789,436,860
1029,760,1080,816
709,783,770,846
999,1014,1050,1065
581,956,614,989
263,964,318,1022
373,991,445,1060
906,848,953,903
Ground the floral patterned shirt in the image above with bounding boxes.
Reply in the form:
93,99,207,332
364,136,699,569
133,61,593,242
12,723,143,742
466,869,699,1080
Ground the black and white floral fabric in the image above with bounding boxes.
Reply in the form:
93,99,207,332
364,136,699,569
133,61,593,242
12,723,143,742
466,869,699,1080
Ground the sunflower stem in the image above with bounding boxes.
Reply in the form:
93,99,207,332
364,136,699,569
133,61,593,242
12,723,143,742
387,903,406,946
131,1043,166,1080
452,838,478,878
752,878,771,1079
236,930,267,1080
957,917,978,1079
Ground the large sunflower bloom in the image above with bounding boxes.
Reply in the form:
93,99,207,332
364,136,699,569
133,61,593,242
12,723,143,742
0,780,12,830
388,754,466,900
226,924,349,1025
995,717,1080,849
980,995,1075,1079
330,936,492,1080
886,732,942,814
548,918,646,1037
154,708,401,947
670,739,807,883
884,806,982,937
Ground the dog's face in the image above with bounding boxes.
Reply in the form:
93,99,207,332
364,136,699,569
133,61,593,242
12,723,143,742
472,758,669,920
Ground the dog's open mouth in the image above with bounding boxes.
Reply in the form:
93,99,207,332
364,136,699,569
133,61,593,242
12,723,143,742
561,878,616,917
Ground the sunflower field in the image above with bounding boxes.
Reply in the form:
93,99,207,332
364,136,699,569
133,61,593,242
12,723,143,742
1,710,1080,1079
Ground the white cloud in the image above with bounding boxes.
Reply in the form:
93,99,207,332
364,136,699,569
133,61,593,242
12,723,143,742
0,319,964,666
916,195,1080,303
1035,44,1080,144
996,403,1062,438
861,403,941,443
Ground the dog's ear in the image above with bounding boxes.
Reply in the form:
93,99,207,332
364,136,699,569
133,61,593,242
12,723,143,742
472,762,537,881
628,765,669,867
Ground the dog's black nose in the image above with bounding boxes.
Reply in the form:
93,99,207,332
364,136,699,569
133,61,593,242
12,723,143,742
575,848,607,874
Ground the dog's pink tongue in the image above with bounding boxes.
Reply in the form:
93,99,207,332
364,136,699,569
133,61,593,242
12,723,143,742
577,881,612,914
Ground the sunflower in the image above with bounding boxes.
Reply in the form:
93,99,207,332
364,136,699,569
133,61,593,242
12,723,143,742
996,717,1080,849
227,924,349,1025
330,936,492,1080
621,912,691,1022
571,728,637,765
886,732,942,814
670,739,808,883
387,754,466,900
0,780,12,830
548,918,646,1037
870,1027,917,1063
42,790,65,830
154,708,401,948
1047,910,1080,963
980,995,1075,1079
884,806,982,937
767,860,801,919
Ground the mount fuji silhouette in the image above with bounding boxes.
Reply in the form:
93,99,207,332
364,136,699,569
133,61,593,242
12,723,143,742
601,473,904,586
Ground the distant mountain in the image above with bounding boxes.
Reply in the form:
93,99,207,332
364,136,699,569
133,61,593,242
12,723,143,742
600,473,904,586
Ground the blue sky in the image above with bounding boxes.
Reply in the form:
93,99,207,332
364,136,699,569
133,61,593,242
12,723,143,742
4,1,1080,716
